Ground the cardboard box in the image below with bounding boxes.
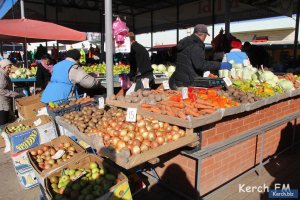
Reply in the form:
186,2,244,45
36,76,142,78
27,135,86,179
0,135,5,148
45,154,131,200
99,129,196,169
16,167,39,189
6,115,58,153
11,150,39,189
16,95,45,119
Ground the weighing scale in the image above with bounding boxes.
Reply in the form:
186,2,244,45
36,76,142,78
192,77,226,88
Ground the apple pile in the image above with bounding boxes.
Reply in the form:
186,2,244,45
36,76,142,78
49,162,118,200
30,142,77,171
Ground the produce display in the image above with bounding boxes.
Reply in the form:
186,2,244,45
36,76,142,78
29,143,77,171
108,89,180,104
48,162,118,199
278,73,300,88
82,63,130,75
48,97,95,110
9,67,37,79
6,124,31,133
140,88,239,118
218,86,261,103
62,106,187,155
151,64,175,77
63,107,105,134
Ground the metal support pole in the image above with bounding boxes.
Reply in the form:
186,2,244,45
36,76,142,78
293,0,300,68
212,0,215,38
196,158,201,200
292,118,297,147
224,0,230,38
23,38,28,68
20,0,25,19
151,9,153,48
258,131,265,175
176,0,179,43
105,0,114,97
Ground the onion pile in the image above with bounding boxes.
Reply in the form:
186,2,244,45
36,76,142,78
96,108,186,155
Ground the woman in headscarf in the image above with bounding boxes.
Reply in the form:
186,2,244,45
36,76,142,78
36,54,53,90
0,59,21,125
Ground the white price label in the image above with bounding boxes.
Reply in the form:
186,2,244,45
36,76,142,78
83,93,87,98
141,78,150,89
33,118,42,126
126,108,137,122
98,97,105,109
182,87,188,99
203,71,210,77
51,149,65,160
223,77,232,87
37,107,48,116
162,80,170,90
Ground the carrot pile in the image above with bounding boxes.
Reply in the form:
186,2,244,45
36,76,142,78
141,98,217,119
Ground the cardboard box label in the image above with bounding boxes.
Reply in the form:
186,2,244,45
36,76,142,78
17,168,38,189
11,129,40,152
11,151,31,171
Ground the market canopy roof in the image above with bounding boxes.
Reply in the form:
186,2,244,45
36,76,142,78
0,0,297,34
0,18,86,43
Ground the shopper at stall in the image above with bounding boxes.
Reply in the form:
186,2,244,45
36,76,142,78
128,32,154,91
40,49,102,103
222,39,250,64
36,54,53,91
243,41,270,67
0,59,21,125
170,24,232,89
79,43,86,64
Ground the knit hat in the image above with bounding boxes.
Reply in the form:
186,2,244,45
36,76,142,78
231,39,242,49
194,24,210,36
66,49,81,61
0,59,12,68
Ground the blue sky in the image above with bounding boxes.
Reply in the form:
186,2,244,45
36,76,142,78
0,0,17,19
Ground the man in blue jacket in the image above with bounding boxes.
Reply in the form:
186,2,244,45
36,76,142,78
41,49,102,103
170,24,232,89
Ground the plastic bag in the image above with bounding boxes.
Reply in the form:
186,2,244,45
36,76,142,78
112,17,129,45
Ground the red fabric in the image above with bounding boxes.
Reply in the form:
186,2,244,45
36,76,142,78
231,39,242,49
0,18,86,43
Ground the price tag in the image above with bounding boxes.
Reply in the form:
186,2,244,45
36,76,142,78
162,80,170,90
126,108,137,122
223,77,232,87
51,149,65,160
141,78,150,89
83,93,87,98
182,87,188,99
203,71,210,77
98,97,105,109
33,118,42,126
126,83,136,95
37,107,48,116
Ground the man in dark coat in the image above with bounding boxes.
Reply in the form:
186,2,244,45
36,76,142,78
170,24,232,88
128,32,154,91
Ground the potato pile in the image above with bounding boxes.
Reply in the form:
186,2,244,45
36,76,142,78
109,89,180,104
218,86,261,103
62,107,104,134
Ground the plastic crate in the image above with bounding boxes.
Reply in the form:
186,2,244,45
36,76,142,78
46,96,80,117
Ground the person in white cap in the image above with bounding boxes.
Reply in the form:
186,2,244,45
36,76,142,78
0,59,21,125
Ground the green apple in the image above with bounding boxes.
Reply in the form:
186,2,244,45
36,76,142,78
92,172,100,180
51,183,58,189
68,169,75,176
60,175,70,182
75,170,82,177
64,169,70,175
91,168,99,174
99,168,104,175
89,162,98,169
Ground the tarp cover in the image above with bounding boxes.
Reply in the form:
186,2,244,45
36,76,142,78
0,18,86,43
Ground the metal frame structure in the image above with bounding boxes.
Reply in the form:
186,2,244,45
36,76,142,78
182,111,300,199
